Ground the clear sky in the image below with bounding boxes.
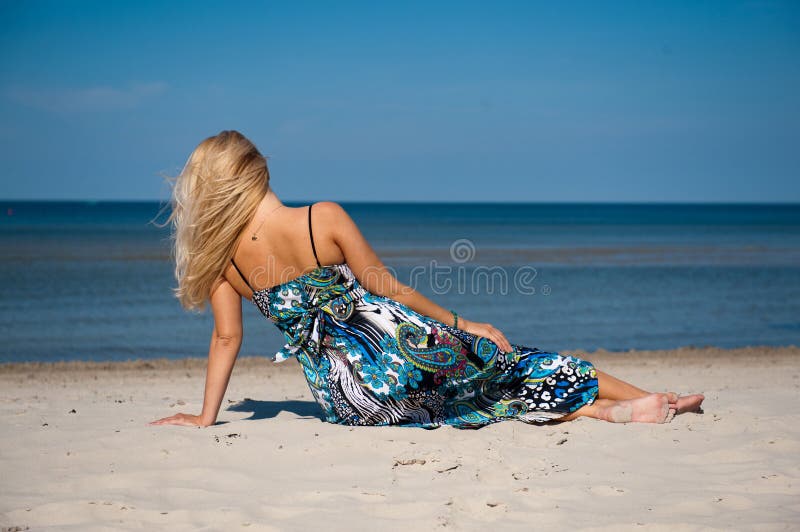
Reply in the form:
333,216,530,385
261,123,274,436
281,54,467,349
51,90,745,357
1,0,798,202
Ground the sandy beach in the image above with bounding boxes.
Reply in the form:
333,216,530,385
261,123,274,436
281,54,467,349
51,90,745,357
1,346,798,531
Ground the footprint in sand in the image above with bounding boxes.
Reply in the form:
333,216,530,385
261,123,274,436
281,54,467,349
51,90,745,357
392,457,426,467
587,485,627,496
213,433,243,446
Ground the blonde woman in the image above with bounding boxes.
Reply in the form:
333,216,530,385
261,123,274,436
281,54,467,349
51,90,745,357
149,130,704,429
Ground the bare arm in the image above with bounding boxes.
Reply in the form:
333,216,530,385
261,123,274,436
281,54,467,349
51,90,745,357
149,278,243,427
318,202,513,352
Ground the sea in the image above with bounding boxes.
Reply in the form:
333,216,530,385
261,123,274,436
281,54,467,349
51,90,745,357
1,200,799,363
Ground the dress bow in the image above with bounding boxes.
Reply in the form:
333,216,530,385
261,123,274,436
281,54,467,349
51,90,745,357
273,307,326,363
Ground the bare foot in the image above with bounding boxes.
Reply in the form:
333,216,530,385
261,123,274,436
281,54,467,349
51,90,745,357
675,393,704,414
602,393,671,424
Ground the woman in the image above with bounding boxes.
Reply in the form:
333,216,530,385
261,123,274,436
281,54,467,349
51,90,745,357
150,130,704,429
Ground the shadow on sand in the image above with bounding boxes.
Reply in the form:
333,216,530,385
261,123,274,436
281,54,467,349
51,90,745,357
226,398,324,421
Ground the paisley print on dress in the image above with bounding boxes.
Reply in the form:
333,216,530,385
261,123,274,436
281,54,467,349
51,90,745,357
250,263,599,429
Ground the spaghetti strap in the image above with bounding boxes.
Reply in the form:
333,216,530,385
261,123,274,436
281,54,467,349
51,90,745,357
230,258,255,292
308,204,322,268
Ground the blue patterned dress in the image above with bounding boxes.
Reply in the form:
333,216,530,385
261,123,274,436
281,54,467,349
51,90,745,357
233,259,599,429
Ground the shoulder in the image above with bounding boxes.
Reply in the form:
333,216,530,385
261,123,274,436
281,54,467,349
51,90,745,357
312,201,348,217
311,201,362,240
311,201,353,225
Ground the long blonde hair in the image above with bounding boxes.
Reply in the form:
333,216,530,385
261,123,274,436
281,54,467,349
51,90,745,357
161,130,269,312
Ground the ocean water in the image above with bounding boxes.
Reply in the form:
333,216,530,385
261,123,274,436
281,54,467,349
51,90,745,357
1,200,799,363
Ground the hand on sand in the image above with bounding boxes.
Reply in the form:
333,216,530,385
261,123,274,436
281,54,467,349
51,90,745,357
148,413,211,427
459,319,513,353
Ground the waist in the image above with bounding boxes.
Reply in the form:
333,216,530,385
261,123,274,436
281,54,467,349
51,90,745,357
319,283,367,317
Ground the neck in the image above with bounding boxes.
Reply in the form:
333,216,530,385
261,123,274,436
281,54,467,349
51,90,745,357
261,189,283,213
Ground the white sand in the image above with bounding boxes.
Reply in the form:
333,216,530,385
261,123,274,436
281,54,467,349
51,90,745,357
1,346,799,531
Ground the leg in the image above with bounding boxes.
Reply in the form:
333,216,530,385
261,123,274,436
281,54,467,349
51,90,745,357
559,400,610,422
596,369,652,401
550,366,673,423
596,368,704,414
558,367,704,423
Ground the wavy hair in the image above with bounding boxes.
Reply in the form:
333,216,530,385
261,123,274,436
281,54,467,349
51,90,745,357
159,130,269,312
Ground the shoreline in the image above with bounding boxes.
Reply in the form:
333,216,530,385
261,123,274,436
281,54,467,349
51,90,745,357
2,345,797,374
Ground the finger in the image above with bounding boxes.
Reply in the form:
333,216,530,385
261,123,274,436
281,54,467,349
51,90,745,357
153,418,189,427
487,331,501,345
488,334,503,351
498,334,512,352
497,336,511,353
149,415,180,425
491,328,510,351
493,332,512,353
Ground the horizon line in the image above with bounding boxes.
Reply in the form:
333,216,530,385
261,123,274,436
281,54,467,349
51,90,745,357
2,198,800,206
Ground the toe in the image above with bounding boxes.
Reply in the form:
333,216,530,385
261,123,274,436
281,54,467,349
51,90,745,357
676,393,705,414
665,392,679,404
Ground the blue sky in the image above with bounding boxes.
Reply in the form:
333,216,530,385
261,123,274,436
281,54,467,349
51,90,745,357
0,0,798,202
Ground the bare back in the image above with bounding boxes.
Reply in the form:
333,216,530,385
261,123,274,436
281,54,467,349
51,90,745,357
225,202,345,299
